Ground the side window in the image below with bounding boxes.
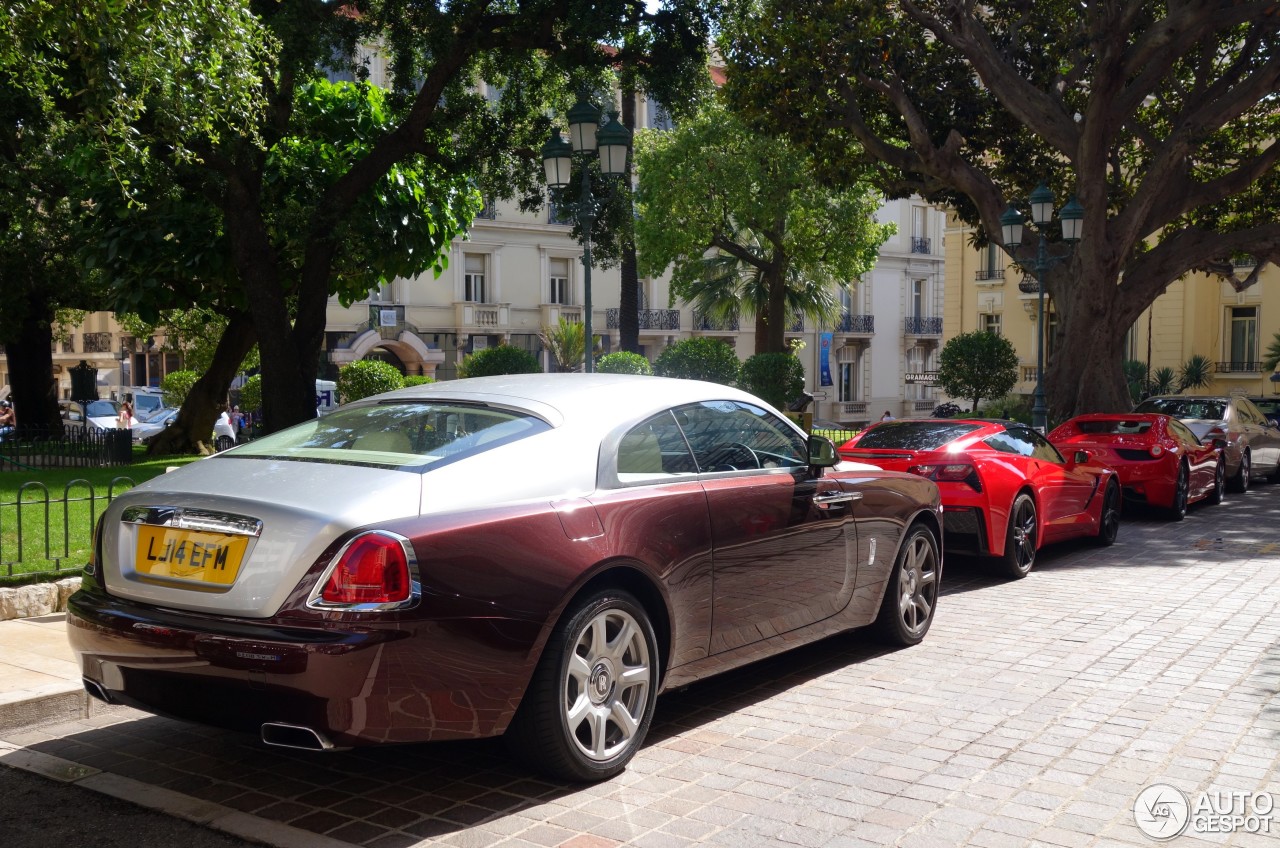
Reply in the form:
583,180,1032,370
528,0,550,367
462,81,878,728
674,401,807,472
1026,429,1066,463
614,410,697,481
984,430,1031,456
1238,400,1265,426
1167,418,1201,446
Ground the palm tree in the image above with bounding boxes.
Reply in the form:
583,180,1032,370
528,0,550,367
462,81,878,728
1150,367,1178,395
1178,354,1214,392
539,317,599,372
681,230,846,354
1263,332,1280,372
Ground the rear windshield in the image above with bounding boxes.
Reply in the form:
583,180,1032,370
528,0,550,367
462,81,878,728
852,421,980,451
1074,419,1152,435
84,400,119,418
1134,398,1225,420
228,401,550,470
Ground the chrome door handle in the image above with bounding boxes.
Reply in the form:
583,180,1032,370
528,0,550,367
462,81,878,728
813,490,862,507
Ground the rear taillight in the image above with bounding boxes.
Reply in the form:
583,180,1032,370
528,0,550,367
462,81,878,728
1205,426,1227,440
909,463,983,491
84,515,105,580
315,532,415,608
1149,444,1164,457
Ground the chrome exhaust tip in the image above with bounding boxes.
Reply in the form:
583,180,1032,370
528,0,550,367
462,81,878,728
260,722,336,751
82,678,114,704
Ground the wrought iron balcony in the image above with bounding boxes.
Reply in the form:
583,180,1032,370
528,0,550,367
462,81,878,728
82,332,113,353
910,237,932,254
787,313,804,333
975,269,1005,281
1018,276,1042,294
475,198,496,220
607,308,681,331
834,312,875,334
1216,361,1259,373
693,311,740,332
903,316,943,335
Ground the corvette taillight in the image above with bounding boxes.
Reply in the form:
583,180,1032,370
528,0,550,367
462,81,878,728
319,533,412,606
1150,444,1164,457
909,463,982,491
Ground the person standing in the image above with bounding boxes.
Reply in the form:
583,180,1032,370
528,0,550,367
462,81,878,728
0,400,14,441
880,410,895,422
117,395,134,429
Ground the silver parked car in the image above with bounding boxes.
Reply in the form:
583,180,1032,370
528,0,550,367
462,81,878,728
1133,395,1280,491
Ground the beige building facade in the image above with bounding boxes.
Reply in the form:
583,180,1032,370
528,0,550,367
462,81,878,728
945,211,1280,408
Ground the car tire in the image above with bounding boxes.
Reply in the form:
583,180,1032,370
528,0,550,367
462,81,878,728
1207,459,1225,505
506,589,659,783
873,523,940,647
1094,480,1121,545
995,492,1037,580
1228,449,1251,493
214,435,234,452
1169,463,1189,521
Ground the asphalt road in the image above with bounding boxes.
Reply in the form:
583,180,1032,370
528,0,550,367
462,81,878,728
1,764,262,848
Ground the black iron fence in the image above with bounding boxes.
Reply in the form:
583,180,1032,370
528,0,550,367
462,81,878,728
1,477,135,575
0,426,132,470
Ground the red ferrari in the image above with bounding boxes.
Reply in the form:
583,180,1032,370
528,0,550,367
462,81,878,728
1047,413,1224,520
840,419,1120,579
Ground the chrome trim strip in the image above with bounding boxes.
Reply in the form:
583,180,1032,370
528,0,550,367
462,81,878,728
121,506,263,537
306,530,422,613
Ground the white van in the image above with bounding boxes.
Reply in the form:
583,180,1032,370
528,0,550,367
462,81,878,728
316,380,339,415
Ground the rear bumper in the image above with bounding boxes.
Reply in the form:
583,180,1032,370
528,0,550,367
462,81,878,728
67,586,539,746
943,506,990,555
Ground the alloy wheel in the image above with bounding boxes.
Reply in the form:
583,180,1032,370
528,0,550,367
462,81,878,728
562,607,652,763
896,532,938,638
1010,498,1036,572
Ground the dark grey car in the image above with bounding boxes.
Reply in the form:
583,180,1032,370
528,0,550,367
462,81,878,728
1134,395,1280,491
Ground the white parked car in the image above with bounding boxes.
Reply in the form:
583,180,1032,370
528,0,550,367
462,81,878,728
59,399,139,431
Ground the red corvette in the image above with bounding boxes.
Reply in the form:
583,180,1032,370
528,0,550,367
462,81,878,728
840,419,1120,579
1047,413,1224,520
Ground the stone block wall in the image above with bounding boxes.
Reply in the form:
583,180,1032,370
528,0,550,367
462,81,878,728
0,578,82,620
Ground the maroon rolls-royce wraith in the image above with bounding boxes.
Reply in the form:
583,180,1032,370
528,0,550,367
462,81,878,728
69,374,943,781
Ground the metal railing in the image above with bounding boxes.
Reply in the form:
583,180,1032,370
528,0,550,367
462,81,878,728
83,332,113,353
911,237,932,254
975,269,1005,281
0,427,133,470
834,313,875,334
607,308,681,331
693,311,740,332
903,316,943,335
1018,276,1042,294
1,477,135,575
1216,361,1260,373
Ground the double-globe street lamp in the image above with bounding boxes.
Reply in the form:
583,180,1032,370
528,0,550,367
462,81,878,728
1000,184,1084,433
540,98,632,373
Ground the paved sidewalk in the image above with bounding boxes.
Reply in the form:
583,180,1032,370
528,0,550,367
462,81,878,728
1,492,1279,847
0,612,104,734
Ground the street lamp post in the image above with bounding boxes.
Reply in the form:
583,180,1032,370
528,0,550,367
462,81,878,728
540,98,632,373
1000,184,1084,433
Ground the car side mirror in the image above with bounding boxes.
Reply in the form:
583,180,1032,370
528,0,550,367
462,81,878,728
808,435,838,468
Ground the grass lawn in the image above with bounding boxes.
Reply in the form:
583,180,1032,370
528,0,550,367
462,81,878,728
0,448,203,585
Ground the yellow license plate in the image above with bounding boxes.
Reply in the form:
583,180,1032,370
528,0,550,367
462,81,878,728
134,525,249,586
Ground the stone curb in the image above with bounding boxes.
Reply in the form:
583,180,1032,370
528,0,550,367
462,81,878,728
0,577,81,621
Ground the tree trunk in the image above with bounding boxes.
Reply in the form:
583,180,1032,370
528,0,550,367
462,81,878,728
4,293,60,433
147,312,257,455
618,74,641,354
760,267,789,354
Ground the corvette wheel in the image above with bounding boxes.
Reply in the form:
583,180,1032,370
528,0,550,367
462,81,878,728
1207,459,1225,505
1169,463,1188,521
507,589,658,782
1094,481,1121,545
874,523,940,647
995,493,1036,579
1228,449,1251,493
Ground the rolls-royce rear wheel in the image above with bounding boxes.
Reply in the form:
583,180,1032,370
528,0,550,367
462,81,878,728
873,523,940,647
506,589,658,782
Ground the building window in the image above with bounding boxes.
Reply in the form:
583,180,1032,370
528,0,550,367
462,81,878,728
837,346,860,403
1228,306,1258,368
980,313,1002,336
549,257,571,304
977,245,1004,280
647,99,673,131
911,206,930,253
910,279,926,317
369,280,393,303
464,253,487,303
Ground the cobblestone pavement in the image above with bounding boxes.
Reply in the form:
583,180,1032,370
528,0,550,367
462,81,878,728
3,488,1279,848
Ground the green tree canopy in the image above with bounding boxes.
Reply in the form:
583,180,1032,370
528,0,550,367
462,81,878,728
635,98,893,354
338,360,404,403
936,331,1019,415
739,352,806,411
725,1,1280,417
